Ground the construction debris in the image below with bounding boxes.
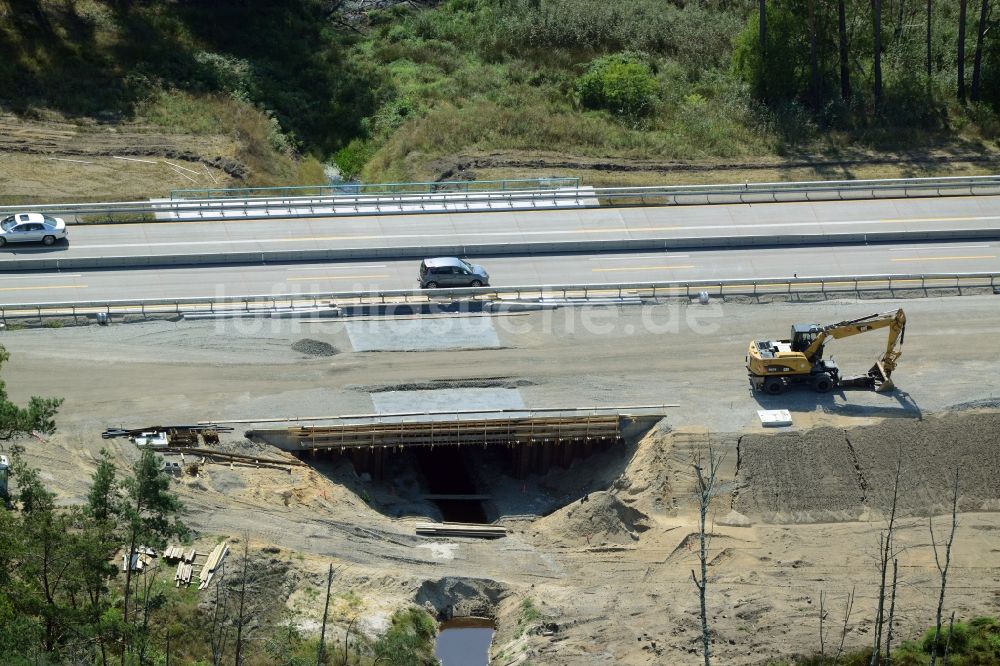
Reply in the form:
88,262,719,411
101,425,234,447
757,409,793,427
198,542,229,590
121,546,156,572
415,522,507,539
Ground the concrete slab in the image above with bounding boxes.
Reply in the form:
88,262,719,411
758,409,793,427
371,388,526,415
344,316,502,352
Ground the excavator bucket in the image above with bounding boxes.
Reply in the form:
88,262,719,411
869,361,894,393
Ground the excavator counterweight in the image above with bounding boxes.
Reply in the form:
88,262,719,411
746,309,906,395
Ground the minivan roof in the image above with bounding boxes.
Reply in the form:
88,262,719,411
421,257,467,268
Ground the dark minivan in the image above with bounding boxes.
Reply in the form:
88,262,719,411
418,257,490,288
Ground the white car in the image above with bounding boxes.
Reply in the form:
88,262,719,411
0,212,68,247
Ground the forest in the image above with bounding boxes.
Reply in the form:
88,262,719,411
1,0,998,184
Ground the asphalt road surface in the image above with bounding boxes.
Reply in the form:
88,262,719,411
0,240,997,304
4,195,1000,262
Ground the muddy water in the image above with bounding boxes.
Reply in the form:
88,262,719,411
435,617,495,666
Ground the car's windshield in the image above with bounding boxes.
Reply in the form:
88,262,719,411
43,215,59,226
0,219,15,231
460,259,474,271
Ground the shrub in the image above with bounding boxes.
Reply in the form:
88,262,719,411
373,607,437,666
577,54,659,117
921,620,972,656
334,139,377,180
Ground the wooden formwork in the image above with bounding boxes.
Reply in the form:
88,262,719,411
288,414,621,449
282,414,623,479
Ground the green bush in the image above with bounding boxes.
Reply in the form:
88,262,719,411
334,139,377,180
922,620,973,656
577,54,659,116
373,607,438,666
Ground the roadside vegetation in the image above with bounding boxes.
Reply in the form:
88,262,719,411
769,616,1000,665
0,343,439,664
3,0,1000,189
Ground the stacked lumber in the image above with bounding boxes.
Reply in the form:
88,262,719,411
174,561,194,587
415,522,507,539
163,545,186,560
198,542,229,590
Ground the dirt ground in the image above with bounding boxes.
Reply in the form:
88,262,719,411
3,294,1000,664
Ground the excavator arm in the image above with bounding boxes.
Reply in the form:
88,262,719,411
803,309,906,391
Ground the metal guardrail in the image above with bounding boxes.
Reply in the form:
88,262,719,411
2,273,995,321
170,177,580,200
2,174,999,223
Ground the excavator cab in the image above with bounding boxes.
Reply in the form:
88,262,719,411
790,324,822,354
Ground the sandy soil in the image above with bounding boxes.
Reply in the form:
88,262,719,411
3,295,1000,664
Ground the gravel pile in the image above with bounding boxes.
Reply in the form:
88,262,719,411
735,427,863,522
734,411,1000,520
291,338,338,356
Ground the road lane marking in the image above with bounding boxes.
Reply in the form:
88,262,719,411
587,254,689,260
591,265,696,272
888,245,990,251
287,274,390,281
0,273,83,279
286,264,387,271
0,284,88,292
890,255,996,262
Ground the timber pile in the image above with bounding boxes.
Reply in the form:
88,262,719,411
415,522,507,539
288,414,621,450
198,542,229,590
167,447,305,468
166,545,199,587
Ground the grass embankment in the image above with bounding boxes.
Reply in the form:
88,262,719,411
3,0,1000,195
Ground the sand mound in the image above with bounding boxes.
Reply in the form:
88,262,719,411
540,491,651,546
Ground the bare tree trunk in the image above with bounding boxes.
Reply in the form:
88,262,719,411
690,446,723,666
874,0,884,109
809,0,821,107
927,0,933,78
342,617,357,665
870,455,902,666
759,0,767,100
210,564,230,666
234,538,250,666
959,0,969,102
839,0,852,100
318,563,334,666
819,590,828,664
885,559,898,661
759,0,767,56
971,0,990,100
943,611,956,663
835,587,856,662
929,469,960,666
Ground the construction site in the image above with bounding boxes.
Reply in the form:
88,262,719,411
2,287,999,665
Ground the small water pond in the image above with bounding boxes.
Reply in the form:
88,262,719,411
435,617,495,666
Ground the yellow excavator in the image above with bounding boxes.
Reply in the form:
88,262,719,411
746,308,906,395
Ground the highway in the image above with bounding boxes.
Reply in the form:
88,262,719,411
4,195,1000,266
1,240,996,304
